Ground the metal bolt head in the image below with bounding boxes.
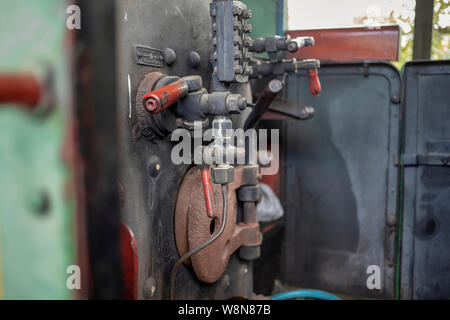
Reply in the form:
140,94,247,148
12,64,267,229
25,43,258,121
226,94,247,114
232,5,243,16
287,41,298,53
148,156,161,178
237,97,247,110
234,65,243,74
303,37,315,47
243,23,252,33
244,66,253,76
391,95,401,104
211,165,235,184
233,19,241,30
211,52,217,61
143,278,157,299
189,51,201,69
243,36,254,48
243,9,252,19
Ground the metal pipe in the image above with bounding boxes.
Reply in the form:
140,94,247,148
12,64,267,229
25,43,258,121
201,167,215,218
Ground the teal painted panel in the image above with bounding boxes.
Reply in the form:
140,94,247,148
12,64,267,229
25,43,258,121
0,0,75,299
243,0,278,39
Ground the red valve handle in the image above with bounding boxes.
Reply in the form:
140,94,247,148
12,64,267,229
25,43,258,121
201,167,215,218
142,79,189,114
0,73,42,108
308,69,322,96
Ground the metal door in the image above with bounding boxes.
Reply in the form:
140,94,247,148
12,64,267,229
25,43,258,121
280,62,402,299
400,61,450,299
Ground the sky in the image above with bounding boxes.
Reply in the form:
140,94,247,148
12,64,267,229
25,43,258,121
287,0,416,30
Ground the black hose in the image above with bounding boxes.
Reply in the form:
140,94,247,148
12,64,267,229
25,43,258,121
169,184,228,300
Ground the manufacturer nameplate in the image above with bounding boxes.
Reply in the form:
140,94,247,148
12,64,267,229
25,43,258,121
135,46,164,68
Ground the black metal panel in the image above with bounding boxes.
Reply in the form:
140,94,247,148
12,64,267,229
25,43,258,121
116,0,253,299
401,61,450,299
76,0,122,299
281,63,401,299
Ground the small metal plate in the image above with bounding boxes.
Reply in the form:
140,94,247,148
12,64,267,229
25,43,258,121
135,46,164,68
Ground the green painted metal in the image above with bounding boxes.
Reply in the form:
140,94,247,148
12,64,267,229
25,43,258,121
242,0,286,59
243,0,279,39
0,0,75,299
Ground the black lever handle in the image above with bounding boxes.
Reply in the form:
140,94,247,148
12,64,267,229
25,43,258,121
244,79,283,130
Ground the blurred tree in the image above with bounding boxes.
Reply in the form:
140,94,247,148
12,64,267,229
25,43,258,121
354,0,449,69
431,0,449,60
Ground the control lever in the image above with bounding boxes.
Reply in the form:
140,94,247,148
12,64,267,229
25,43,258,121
308,69,321,96
141,74,247,121
244,79,283,130
297,59,322,96
142,75,202,114
250,58,322,96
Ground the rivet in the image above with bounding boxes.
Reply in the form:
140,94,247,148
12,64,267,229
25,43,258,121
189,51,201,68
143,277,157,299
164,48,177,66
148,156,161,178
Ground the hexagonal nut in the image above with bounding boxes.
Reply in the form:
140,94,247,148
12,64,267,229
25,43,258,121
226,94,247,114
244,66,253,76
243,36,254,48
232,5,243,16
211,165,235,184
234,65,243,74
287,41,298,53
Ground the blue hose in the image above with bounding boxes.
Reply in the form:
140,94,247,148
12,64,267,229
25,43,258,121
272,289,340,300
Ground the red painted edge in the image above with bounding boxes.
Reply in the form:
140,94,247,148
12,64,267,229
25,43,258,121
120,222,138,300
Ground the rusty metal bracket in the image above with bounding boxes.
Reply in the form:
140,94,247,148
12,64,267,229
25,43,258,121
174,165,262,283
